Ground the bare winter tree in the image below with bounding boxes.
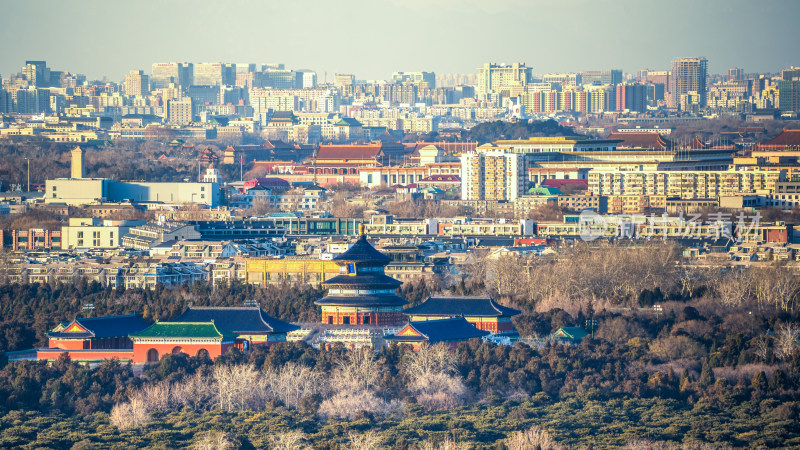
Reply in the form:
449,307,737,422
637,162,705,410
265,362,327,409
109,393,150,430
214,364,266,411
775,322,799,360
347,431,384,450
266,431,309,450
403,343,467,412
505,425,564,450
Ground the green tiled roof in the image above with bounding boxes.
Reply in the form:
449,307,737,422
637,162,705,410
130,322,237,340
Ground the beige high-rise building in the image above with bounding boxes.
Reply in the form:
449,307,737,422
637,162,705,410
125,70,150,97
461,149,527,201
166,97,193,125
476,62,532,101
670,57,708,109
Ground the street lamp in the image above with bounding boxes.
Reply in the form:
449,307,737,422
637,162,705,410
585,319,598,339
653,304,663,321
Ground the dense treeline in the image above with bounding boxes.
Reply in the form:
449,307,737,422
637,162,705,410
0,281,325,352
0,242,799,447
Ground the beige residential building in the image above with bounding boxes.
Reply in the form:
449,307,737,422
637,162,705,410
124,70,149,97
61,218,146,250
588,168,787,199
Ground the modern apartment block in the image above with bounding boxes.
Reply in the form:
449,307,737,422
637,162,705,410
588,168,787,199
461,149,527,201
670,57,708,110
124,70,149,97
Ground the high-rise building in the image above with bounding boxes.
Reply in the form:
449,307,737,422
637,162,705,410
615,84,647,112
334,74,356,88
125,70,150,97
778,67,800,113
166,97,193,125
194,63,235,86
22,61,49,87
299,70,317,89
670,57,708,110
476,62,532,101
580,70,622,86
461,149,527,201
728,67,744,81
151,62,193,90
15,87,50,114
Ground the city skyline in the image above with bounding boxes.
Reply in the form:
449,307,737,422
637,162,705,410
2,0,799,81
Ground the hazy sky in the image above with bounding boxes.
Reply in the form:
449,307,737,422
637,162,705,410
1,0,799,82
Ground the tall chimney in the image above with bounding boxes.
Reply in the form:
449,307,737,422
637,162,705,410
71,147,84,179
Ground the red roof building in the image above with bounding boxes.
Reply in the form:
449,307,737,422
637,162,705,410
607,132,671,150
757,129,800,151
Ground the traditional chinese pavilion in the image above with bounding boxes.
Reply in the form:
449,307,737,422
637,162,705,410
402,296,521,333
172,306,299,348
129,321,237,363
314,232,407,325
388,317,489,350
46,314,150,350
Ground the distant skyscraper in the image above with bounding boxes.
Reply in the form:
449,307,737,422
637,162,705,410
151,62,193,89
22,61,49,87
194,63,235,86
580,70,622,86
670,57,708,110
476,63,531,101
778,67,800,113
299,70,317,89
728,67,744,81
615,84,647,112
125,70,150,97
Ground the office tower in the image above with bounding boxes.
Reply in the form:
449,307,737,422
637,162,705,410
188,85,220,106
0,89,10,114
194,63,235,86
235,63,256,75
166,97,193,125
151,62,193,89
778,67,800,113
670,57,708,109
476,63,532,100
580,70,622,86
125,70,150,97
262,69,300,89
728,67,744,81
615,84,647,112
391,71,436,89
22,61,50,87
299,70,317,89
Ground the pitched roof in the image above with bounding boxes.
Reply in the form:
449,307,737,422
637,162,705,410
323,273,403,287
553,326,588,341
47,314,150,339
607,132,670,150
418,175,461,183
390,318,489,343
315,293,409,307
171,306,299,334
332,234,392,264
403,296,521,318
758,129,800,149
316,144,383,160
130,321,237,340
